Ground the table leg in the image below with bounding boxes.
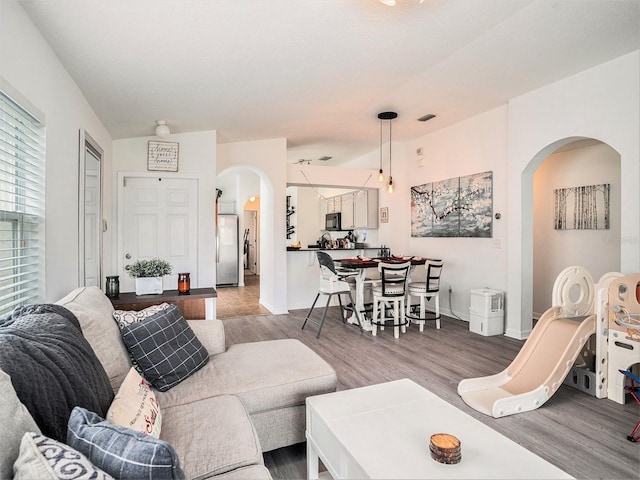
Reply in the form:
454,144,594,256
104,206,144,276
307,440,319,480
346,269,372,331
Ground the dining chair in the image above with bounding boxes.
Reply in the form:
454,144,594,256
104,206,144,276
371,261,411,339
406,259,444,331
302,251,363,338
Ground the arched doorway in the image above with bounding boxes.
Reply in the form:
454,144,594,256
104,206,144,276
511,136,622,338
532,139,621,317
215,165,275,318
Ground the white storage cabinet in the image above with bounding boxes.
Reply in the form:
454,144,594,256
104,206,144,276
469,288,504,336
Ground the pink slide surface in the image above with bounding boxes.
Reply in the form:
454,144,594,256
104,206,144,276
458,308,595,418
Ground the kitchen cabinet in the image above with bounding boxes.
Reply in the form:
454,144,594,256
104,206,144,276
319,199,328,229
340,192,355,229
354,189,378,228
317,189,378,231
327,196,341,213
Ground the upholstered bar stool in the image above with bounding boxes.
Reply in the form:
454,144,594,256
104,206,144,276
406,259,444,331
371,261,411,339
302,252,364,338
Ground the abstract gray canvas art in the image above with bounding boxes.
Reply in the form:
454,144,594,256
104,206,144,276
411,171,493,238
554,183,610,230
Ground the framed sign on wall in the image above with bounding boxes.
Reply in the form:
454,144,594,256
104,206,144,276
380,207,389,223
148,141,179,172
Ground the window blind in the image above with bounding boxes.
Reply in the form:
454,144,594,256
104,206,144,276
0,90,45,315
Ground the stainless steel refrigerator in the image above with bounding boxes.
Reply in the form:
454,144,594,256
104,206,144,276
216,214,239,286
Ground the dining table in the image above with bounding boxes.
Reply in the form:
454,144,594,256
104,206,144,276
335,255,428,331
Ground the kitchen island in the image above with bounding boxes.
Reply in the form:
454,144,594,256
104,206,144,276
286,247,379,311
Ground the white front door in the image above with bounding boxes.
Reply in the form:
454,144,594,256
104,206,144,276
119,176,198,293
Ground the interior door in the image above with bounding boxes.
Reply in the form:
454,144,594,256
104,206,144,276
78,131,102,287
248,211,259,275
119,176,198,293
82,150,100,286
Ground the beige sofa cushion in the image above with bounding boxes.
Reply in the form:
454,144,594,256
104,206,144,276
156,339,337,413
57,286,131,392
161,395,263,479
213,465,272,480
0,369,40,480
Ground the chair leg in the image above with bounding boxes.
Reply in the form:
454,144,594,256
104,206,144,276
302,293,321,330
315,294,333,339
337,294,346,324
393,301,400,339
400,298,406,334
419,295,426,332
347,291,364,330
372,298,379,336
435,294,441,329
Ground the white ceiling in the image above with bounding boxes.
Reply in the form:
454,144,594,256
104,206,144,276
19,0,640,165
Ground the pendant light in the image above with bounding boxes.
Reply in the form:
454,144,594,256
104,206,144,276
377,111,397,193
378,119,384,182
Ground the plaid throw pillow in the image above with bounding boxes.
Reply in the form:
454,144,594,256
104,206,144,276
112,303,171,376
120,304,209,392
67,407,184,480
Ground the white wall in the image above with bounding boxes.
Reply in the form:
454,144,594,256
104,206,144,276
508,51,640,339
218,138,288,314
0,1,113,302
112,131,217,289
401,107,509,322
532,143,621,316
341,113,509,324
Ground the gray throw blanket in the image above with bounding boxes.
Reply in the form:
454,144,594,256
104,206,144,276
0,304,114,442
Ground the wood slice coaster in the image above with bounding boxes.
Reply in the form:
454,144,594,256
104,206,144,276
429,433,461,465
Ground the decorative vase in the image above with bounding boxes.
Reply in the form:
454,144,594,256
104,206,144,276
135,277,163,295
105,276,120,298
178,273,191,294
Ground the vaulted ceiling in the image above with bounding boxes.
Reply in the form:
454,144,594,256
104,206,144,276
19,0,640,165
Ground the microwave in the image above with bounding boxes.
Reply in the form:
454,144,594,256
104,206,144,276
325,212,341,231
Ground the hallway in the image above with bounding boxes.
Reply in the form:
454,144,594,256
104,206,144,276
216,271,269,319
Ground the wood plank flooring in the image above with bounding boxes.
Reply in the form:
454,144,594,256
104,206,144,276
222,308,639,480
216,272,270,319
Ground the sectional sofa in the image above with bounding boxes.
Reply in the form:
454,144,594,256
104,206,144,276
1,286,338,479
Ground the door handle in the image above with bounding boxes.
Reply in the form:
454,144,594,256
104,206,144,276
125,265,131,271
125,253,131,259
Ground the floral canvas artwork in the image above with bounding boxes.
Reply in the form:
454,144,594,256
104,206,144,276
411,171,493,238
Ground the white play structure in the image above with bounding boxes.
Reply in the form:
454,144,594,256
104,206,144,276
458,266,640,418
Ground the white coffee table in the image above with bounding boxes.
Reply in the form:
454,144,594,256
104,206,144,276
305,379,573,479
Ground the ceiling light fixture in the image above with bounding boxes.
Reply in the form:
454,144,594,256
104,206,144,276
155,120,170,138
379,0,425,6
377,111,397,194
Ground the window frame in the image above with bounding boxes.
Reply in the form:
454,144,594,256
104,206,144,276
0,78,45,315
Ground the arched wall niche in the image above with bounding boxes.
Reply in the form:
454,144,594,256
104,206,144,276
517,135,622,334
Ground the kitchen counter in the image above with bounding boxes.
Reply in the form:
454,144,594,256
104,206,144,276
287,247,380,310
287,247,379,252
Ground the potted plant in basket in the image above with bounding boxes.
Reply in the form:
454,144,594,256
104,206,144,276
129,258,173,295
